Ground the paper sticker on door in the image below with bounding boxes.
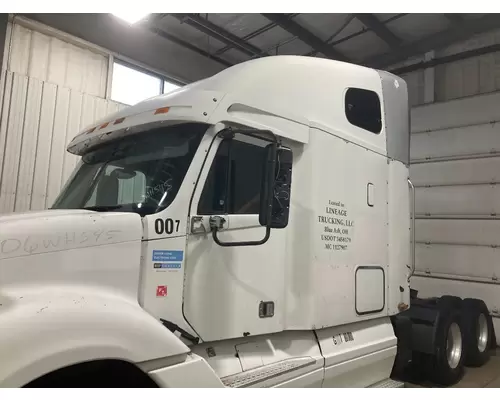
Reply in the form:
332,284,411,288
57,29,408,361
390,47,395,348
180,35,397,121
156,286,168,297
152,250,183,262
154,263,181,269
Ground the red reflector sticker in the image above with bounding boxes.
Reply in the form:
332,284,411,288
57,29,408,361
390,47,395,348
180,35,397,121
156,286,167,297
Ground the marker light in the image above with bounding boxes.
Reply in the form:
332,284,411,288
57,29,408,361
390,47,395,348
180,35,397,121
154,107,170,115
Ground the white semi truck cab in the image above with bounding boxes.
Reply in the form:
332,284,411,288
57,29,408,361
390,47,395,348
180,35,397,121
0,55,490,388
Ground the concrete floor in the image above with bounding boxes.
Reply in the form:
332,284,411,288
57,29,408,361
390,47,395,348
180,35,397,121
406,350,500,388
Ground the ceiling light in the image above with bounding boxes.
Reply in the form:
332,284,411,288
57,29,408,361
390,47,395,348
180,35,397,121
112,12,150,25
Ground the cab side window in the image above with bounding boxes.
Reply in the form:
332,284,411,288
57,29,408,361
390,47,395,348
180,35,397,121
345,87,382,134
198,137,266,215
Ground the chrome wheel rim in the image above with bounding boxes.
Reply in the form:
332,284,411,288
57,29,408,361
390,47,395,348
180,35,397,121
446,322,462,369
477,313,489,353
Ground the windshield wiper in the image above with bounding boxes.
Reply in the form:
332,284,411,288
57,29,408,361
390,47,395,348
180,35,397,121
82,205,124,212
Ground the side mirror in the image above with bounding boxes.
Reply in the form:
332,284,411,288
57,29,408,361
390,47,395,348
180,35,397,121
259,145,293,229
209,127,292,247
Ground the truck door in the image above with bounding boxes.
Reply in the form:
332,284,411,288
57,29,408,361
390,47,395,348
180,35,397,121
183,133,287,342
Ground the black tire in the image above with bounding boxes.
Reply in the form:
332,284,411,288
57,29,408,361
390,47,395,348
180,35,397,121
407,351,432,384
461,298,493,367
428,305,465,386
439,295,462,309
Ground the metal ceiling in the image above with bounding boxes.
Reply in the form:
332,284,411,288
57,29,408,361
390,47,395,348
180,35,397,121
20,13,500,83
139,13,500,74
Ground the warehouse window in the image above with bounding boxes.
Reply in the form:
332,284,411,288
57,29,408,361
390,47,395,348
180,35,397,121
345,88,382,134
111,62,180,105
163,81,181,94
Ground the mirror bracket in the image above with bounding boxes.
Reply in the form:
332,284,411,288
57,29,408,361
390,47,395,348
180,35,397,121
209,215,226,230
212,226,271,247
209,127,286,247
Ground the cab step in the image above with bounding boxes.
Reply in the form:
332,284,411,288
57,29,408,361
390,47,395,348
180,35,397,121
221,357,317,388
369,378,405,388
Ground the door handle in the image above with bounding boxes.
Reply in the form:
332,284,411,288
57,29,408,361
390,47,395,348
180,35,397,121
367,183,374,207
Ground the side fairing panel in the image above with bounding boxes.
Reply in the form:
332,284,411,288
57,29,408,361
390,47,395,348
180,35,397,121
387,160,411,314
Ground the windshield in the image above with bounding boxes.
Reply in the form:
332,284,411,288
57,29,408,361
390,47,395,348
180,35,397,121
52,123,207,216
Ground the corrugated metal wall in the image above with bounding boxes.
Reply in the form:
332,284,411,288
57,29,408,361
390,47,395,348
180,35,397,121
402,28,500,106
409,91,500,340
435,28,500,102
0,22,127,214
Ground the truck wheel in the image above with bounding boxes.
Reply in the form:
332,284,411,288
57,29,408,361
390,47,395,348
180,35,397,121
462,298,493,367
439,295,462,309
429,307,465,386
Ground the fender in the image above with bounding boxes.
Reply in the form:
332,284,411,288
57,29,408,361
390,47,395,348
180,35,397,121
0,285,190,387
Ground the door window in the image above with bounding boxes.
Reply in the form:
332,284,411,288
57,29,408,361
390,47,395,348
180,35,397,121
198,137,267,215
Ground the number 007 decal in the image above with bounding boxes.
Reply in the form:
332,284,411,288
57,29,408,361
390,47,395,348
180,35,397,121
155,218,180,235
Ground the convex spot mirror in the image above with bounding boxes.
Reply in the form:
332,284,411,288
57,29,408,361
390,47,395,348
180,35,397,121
259,145,293,229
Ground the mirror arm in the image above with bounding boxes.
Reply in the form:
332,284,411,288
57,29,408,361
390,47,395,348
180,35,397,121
211,226,271,247
210,127,279,247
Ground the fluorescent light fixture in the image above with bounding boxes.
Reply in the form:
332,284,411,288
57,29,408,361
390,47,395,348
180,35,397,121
112,12,150,24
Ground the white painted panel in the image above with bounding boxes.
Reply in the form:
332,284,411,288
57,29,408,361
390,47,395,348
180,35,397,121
0,72,13,192
9,22,108,97
411,123,500,161
416,243,499,280
411,91,500,133
0,22,126,213
65,45,85,93
28,31,50,81
478,54,497,94
65,46,86,92
8,24,31,76
401,70,424,107
435,57,482,101
85,51,108,97
462,58,481,98
416,185,500,216
0,74,28,213
60,90,82,187
47,36,68,87
94,97,108,122
31,82,57,210
80,93,96,129
355,268,385,314
411,157,500,187
14,77,43,212
415,219,500,246
45,86,70,208
434,27,500,102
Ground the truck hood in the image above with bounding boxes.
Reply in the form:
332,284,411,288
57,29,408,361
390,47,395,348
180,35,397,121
0,209,144,301
0,209,143,260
